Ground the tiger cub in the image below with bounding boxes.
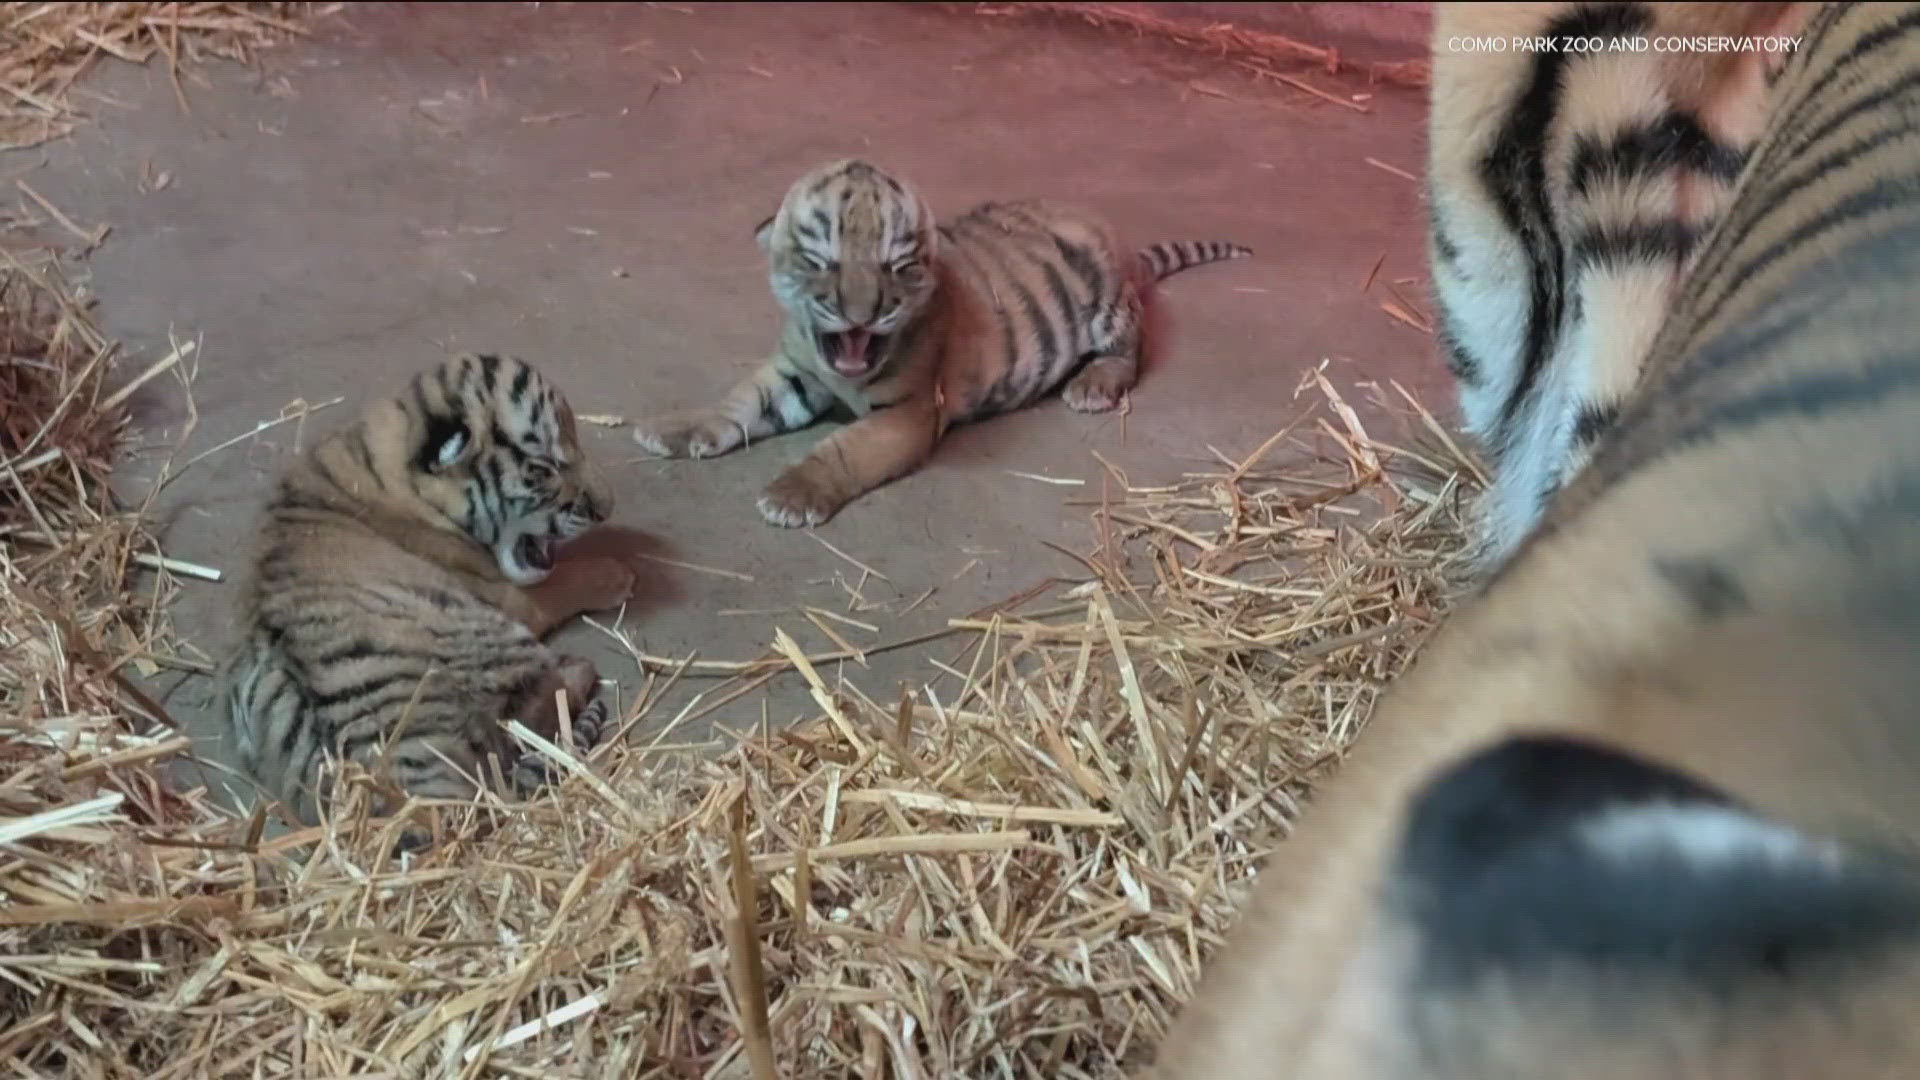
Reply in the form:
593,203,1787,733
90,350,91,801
631,158,1251,527
218,353,634,837
1430,2,1813,567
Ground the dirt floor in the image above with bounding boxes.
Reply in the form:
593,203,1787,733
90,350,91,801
21,1,1436,792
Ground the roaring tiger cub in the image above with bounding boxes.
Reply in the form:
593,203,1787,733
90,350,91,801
219,353,634,836
1432,1,1811,566
1143,3,1920,1077
631,159,1250,527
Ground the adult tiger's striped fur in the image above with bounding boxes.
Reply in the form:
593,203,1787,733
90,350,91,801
1142,3,1920,1077
219,353,633,836
631,159,1251,527
1432,1,1813,566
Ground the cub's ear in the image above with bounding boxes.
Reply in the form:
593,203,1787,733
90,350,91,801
753,213,777,253
419,413,474,474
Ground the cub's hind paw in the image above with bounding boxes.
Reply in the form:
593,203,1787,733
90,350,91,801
758,469,844,528
510,696,610,793
565,696,611,755
1062,356,1136,414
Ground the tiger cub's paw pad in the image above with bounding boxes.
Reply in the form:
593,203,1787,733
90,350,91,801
1062,359,1134,414
757,472,841,528
632,415,741,459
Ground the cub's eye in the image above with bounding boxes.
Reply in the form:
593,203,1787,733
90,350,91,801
795,250,834,272
887,258,919,276
524,460,558,485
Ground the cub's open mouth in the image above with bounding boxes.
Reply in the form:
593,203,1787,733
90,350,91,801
816,327,887,378
515,534,556,574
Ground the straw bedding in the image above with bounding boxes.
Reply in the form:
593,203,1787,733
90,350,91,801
1,2,312,151
3,340,1475,1076
0,4,1473,1077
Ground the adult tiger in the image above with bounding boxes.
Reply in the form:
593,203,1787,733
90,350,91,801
218,353,633,842
631,159,1251,527
1144,3,1920,1077
1432,1,1809,566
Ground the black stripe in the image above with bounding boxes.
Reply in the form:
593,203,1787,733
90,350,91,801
491,423,526,460
272,686,310,758
309,636,387,668
1434,304,1480,387
1007,273,1059,397
781,372,812,408
1568,112,1747,199
1430,204,1461,268
509,362,530,404
1053,235,1107,305
310,670,445,720
1572,221,1699,270
1038,258,1083,370
340,725,416,764
394,583,465,612
1671,357,1920,459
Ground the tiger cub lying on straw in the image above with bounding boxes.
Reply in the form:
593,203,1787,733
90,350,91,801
631,158,1251,527
219,353,632,839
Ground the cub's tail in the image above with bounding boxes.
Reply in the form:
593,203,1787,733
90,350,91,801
1137,240,1253,283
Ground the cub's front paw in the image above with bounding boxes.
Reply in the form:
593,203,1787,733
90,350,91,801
757,469,845,528
546,556,637,615
631,414,743,459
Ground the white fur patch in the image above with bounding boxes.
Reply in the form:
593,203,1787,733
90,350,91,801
1579,802,1846,874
